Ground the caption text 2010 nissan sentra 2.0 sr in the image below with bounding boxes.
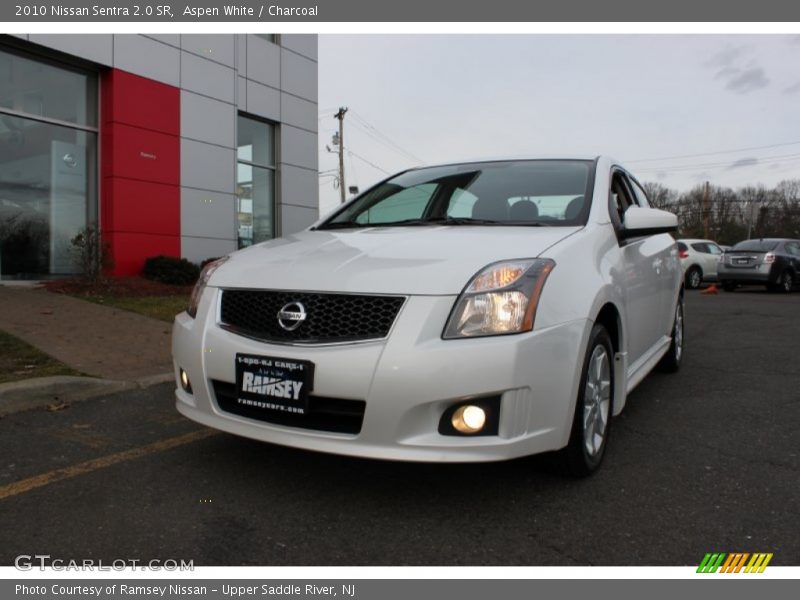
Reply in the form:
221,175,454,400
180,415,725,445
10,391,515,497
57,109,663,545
172,157,684,476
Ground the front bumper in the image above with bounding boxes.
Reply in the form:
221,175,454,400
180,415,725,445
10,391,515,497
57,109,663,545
172,287,590,462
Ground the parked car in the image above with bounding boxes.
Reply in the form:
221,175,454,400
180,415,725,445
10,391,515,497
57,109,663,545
677,238,724,289
718,238,800,293
173,157,683,476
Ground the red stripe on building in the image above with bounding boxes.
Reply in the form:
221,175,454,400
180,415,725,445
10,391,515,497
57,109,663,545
101,69,180,276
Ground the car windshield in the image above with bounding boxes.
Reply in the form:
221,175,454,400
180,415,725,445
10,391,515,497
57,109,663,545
318,159,594,229
732,240,779,252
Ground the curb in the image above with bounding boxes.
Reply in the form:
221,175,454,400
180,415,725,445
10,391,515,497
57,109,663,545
0,373,174,417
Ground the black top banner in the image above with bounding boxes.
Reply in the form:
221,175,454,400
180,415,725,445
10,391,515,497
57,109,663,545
2,0,800,22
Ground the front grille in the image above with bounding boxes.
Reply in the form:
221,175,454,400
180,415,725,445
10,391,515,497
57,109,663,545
219,290,405,344
212,380,366,435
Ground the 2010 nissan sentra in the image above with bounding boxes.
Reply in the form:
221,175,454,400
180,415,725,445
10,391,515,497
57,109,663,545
172,157,684,475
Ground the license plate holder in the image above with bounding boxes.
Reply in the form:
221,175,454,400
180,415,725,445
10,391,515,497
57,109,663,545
235,354,314,415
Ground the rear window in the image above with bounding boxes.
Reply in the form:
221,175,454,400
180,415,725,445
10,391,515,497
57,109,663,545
732,240,779,252
677,242,688,252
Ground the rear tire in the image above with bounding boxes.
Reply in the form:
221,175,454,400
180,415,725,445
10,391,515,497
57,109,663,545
685,267,702,290
561,325,614,477
658,296,684,373
779,270,794,293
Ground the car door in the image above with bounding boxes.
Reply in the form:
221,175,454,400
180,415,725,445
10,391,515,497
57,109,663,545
704,242,723,278
785,242,800,277
690,242,713,279
609,170,666,366
626,174,678,349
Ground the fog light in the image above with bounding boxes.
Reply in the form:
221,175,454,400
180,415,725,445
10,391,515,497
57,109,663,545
451,405,486,434
179,368,193,394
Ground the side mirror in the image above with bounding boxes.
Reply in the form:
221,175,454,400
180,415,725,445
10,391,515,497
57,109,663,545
621,206,678,239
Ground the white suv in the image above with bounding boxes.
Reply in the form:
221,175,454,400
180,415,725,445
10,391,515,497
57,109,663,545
677,238,724,289
172,157,683,475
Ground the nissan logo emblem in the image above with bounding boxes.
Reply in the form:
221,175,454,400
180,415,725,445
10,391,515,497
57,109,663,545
277,302,307,331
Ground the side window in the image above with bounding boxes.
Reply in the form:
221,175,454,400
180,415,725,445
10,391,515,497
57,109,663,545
356,184,436,224
785,242,799,256
609,171,636,226
446,188,480,218
628,177,651,208
707,244,722,255
691,242,709,253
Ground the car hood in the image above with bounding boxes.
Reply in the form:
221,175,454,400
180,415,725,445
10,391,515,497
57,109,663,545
212,226,580,295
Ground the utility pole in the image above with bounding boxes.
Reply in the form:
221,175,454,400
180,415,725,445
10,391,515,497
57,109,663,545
334,107,348,204
702,181,710,239
746,201,753,240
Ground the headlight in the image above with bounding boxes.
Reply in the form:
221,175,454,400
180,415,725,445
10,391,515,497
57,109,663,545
187,256,229,318
443,258,555,339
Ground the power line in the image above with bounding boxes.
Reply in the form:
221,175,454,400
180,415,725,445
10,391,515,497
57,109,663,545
347,149,391,175
348,117,425,165
349,110,425,164
636,152,800,173
627,140,800,164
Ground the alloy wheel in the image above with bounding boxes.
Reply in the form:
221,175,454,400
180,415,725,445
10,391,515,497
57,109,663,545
688,269,701,289
674,301,684,362
583,345,611,457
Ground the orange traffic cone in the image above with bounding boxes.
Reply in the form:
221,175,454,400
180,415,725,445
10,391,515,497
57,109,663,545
701,283,719,295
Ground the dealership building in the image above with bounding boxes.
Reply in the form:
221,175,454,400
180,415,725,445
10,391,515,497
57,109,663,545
0,34,319,278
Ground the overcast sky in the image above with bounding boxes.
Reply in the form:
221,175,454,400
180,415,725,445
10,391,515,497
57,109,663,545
317,34,800,216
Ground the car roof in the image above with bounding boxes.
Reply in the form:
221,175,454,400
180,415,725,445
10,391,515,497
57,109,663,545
678,238,717,244
410,155,603,171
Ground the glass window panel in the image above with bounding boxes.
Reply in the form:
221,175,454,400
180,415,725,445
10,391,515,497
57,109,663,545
237,114,275,248
255,34,277,43
446,188,479,218
355,184,437,224
0,48,97,127
237,115,274,167
0,115,97,278
237,163,274,247
329,161,591,227
629,177,651,208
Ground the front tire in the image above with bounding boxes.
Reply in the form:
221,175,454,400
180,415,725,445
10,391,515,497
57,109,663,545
685,266,702,290
658,295,684,373
561,325,614,477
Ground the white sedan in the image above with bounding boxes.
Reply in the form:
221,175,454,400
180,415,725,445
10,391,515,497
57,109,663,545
172,157,683,475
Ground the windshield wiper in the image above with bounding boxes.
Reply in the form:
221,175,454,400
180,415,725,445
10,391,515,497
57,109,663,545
318,217,547,230
367,218,435,226
316,220,371,230
426,217,545,226
318,218,435,230
427,216,503,225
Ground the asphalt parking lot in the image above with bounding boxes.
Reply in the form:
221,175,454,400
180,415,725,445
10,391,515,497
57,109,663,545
1,290,798,566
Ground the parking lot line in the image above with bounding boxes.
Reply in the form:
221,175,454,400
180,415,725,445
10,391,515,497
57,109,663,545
0,429,219,501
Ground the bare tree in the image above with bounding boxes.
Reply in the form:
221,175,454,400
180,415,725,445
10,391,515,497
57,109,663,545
642,182,678,210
